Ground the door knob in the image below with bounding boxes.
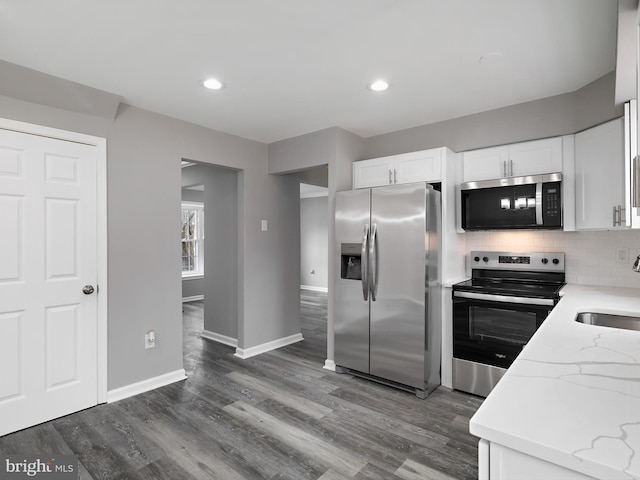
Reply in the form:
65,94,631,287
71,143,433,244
82,285,95,295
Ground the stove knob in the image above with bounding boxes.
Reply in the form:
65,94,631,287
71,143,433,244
473,256,479,262
552,258,560,265
482,256,489,263
541,258,549,264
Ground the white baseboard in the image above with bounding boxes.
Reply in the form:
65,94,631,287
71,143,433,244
107,369,187,403
182,295,204,303
300,285,328,293
201,329,238,348
323,359,336,371
235,333,304,359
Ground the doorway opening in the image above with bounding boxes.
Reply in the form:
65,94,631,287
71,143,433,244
181,160,240,351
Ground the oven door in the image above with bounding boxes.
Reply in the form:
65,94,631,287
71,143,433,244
452,291,554,369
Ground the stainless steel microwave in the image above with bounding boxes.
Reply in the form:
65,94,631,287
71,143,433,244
461,173,562,230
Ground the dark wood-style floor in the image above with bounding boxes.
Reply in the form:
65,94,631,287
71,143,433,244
0,291,483,479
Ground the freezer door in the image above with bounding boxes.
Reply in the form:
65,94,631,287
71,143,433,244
369,183,429,388
335,189,371,373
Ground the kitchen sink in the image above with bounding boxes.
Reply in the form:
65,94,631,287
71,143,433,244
575,312,640,332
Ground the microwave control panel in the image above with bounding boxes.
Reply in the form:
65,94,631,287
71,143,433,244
542,181,562,226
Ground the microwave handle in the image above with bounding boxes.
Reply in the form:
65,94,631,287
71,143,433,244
535,182,543,225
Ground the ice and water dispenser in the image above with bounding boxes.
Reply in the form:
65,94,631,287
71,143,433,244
340,243,362,281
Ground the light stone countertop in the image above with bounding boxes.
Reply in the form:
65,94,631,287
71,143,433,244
469,284,640,480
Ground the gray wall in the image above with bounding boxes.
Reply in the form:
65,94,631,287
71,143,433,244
268,128,339,174
181,187,204,299
300,196,329,289
268,127,366,367
182,164,239,340
363,72,622,159
0,61,301,390
182,277,204,299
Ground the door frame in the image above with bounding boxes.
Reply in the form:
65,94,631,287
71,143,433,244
0,117,108,403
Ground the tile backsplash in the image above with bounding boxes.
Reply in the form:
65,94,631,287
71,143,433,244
464,230,640,289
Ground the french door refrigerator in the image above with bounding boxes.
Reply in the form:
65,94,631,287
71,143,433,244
334,182,441,398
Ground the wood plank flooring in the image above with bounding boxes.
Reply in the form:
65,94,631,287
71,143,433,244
0,290,483,479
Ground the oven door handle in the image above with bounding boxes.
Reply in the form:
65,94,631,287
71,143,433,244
453,290,555,306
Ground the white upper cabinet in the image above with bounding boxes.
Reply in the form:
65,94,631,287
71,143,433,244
463,137,563,182
574,118,625,230
352,156,395,189
462,146,509,182
353,148,442,189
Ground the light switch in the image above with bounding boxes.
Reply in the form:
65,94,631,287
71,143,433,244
261,219,268,231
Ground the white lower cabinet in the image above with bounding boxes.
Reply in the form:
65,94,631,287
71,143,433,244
574,118,625,230
480,441,596,480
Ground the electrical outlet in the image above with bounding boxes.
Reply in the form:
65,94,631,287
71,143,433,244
145,330,156,349
616,247,629,264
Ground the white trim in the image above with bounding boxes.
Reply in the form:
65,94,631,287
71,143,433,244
323,359,336,371
182,295,204,303
96,137,108,404
234,333,304,359
107,369,187,403
181,201,204,209
0,118,109,405
300,191,329,199
182,273,204,280
300,285,328,292
0,118,106,145
201,330,238,348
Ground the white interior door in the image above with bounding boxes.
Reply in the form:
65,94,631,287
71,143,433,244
0,128,99,436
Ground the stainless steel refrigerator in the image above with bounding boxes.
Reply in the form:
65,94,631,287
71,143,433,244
334,182,441,398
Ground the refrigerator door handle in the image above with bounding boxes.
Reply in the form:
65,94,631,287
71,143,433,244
361,224,369,301
370,223,378,301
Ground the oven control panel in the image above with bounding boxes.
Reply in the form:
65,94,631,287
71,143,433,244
470,251,565,272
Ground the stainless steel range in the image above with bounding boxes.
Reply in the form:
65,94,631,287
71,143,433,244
452,251,565,397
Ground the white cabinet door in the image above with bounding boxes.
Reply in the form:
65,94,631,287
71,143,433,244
0,128,99,436
353,157,394,189
489,443,595,480
575,118,624,230
509,137,563,177
462,146,508,182
395,149,442,184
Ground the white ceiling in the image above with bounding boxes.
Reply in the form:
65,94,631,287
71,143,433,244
0,0,618,144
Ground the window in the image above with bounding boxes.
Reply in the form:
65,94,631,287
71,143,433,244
181,202,204,277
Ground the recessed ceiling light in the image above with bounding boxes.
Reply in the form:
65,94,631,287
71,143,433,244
368,80,389,92
203,78,224,90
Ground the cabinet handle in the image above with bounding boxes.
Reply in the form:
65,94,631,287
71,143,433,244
509,159,514,177
503,161,507,178
613,205,624,227
388,169,392,184
393,169,397,184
